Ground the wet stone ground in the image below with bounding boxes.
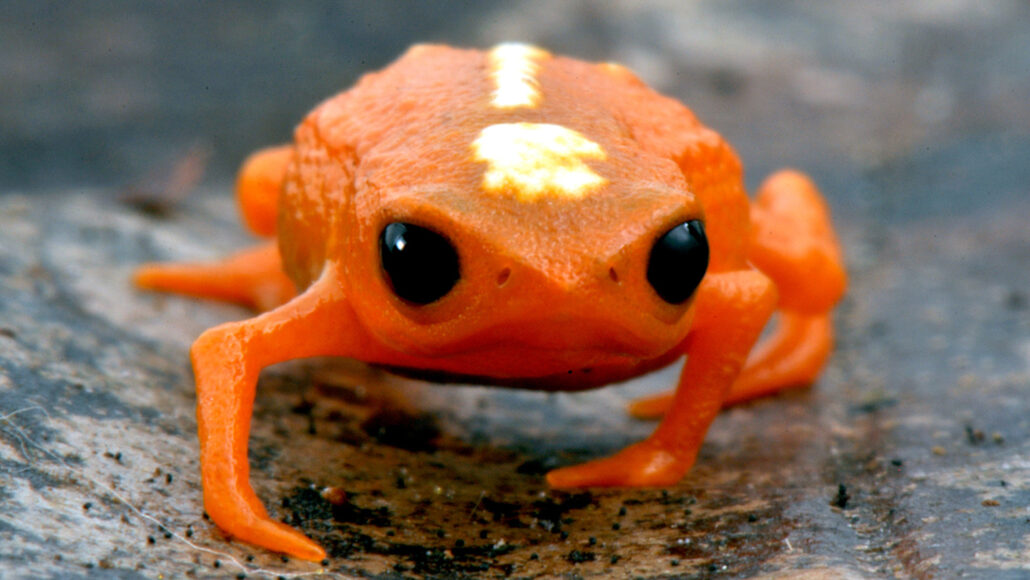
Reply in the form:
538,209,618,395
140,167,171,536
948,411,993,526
2,2,1030,579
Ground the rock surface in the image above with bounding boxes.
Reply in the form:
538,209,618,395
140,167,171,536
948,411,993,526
2,1,1029,578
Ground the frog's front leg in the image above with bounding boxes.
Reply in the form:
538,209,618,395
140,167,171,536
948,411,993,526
547,270,776,487
192,267,363,561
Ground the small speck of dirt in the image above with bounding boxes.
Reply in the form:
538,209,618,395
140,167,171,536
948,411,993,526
848,396,898,415
321,486,347,506
291,398,315,415
119,143,210,217
284,486,392,528
832,483,850,509
965,425,985,445
1006,290,1026,310
480,497,525,526
531,492,594,534
361,409,441,452
566,549,596,564
515,455,563,475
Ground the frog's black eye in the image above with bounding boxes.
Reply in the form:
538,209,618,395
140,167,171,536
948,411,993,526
647,220,709,304
379,222,460,305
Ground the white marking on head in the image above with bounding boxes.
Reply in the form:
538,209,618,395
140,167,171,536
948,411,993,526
488,43,549,109
472,123,607,201
598,61,636,81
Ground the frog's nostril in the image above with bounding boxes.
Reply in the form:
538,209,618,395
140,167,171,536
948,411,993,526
496,267,512,286
608,267,620,283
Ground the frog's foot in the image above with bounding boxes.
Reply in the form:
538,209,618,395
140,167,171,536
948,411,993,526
206,497,327,562
546,440,686,488
134,242,295,311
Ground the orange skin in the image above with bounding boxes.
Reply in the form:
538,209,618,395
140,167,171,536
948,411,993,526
135,45,846,562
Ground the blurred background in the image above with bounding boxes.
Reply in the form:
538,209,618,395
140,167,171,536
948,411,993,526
4,0,1028,219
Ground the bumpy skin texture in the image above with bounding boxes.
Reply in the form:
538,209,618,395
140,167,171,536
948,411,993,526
135,44,846,562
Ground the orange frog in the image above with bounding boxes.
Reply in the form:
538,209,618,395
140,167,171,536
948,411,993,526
135,44,846,561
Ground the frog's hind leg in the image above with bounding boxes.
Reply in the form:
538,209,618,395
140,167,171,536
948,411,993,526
629,170,845,418
134,242,296,312
722,311,833,405
235,145,293,237
726,170,845,405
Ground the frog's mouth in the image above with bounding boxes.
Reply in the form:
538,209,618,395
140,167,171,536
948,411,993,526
358,300,695,384
413,302,690,355
366,325,690,390
376,346,682,392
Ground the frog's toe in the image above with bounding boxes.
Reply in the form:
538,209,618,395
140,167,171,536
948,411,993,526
626,391,674,419
546,441,687,488
223,516,328,562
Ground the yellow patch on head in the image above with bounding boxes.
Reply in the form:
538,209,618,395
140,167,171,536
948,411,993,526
472,123,607,201
488,43,549,109
598,61,636,81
